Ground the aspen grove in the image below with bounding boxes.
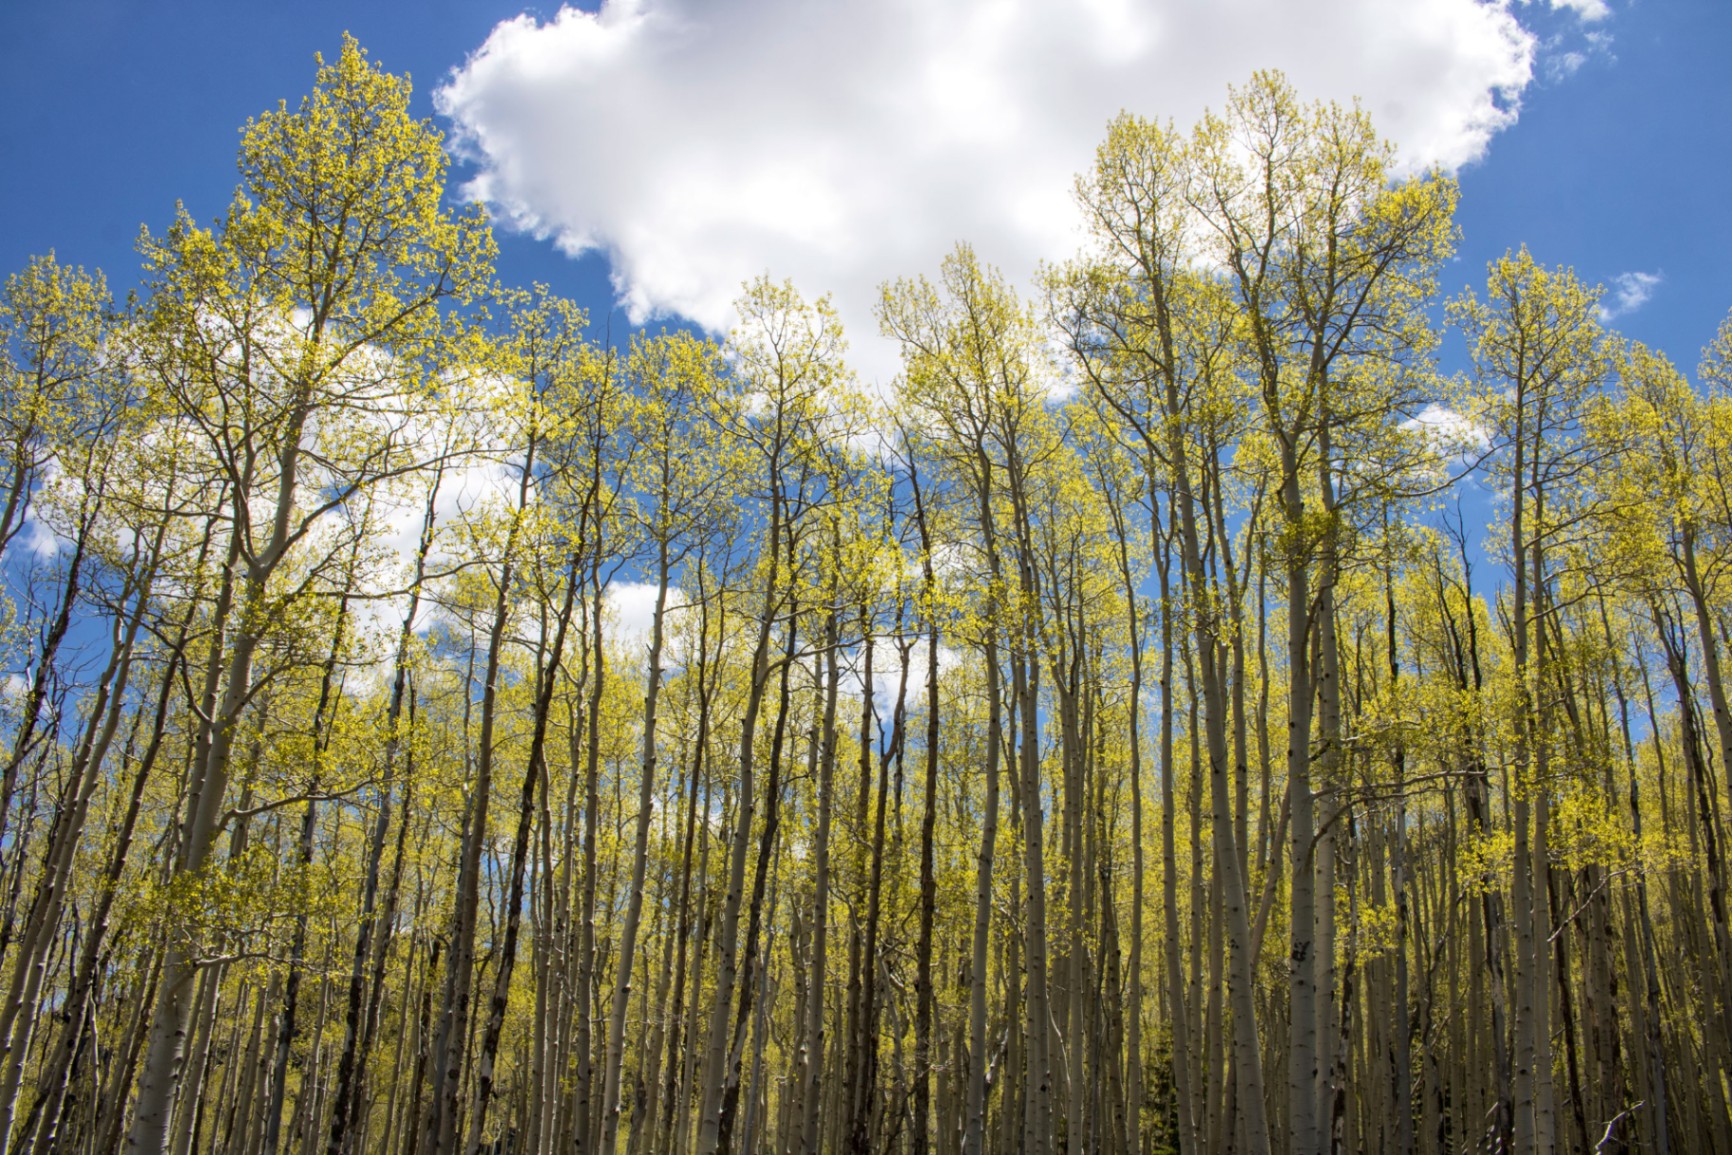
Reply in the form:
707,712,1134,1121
3,37,1731,1155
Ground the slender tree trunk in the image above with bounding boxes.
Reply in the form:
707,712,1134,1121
797,595,842,1155
910,464,942,1155
466,551,582,1153
694,476,788,1155
598,538,676,1155
424,431,538,1155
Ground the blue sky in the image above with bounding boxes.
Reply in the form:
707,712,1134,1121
0,1,613,314
2,0,1727,385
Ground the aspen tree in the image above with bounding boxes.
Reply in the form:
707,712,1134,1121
1454,249,1616,1155
128,37,490,1155
1190,76,1455,1155
693,277,851,1155
0,256,110,569
1055,116,1267,1155
881,246,1061,1155
596,332,733,1155
0,258,115,879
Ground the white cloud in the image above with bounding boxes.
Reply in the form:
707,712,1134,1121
17,512,64,560
606,580,669,652
835,636,964,721
1547,49,1589,78
1545,0,1610,21
1538,19,1614,81
1403,402,1491,462
1600,270,1662,322
439,0,1536,386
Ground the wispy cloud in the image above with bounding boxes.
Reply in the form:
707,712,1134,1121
1541,25,1615,80
1600,271,1662,322
1529,0,1616,82
1546,0,1611,22
1546,49,1589,79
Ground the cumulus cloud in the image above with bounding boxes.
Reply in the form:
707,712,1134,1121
438,0,1540,386
1599,270,1662,322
